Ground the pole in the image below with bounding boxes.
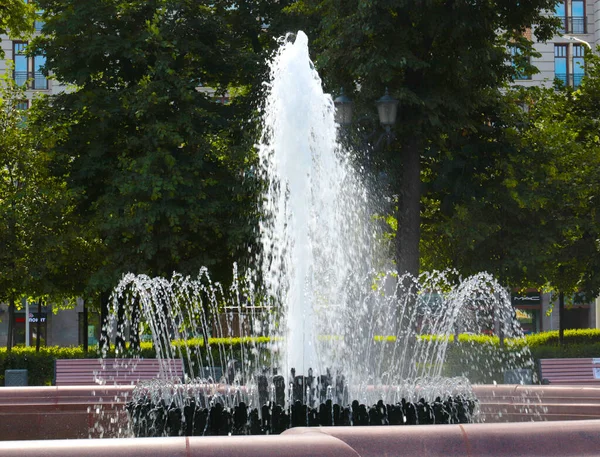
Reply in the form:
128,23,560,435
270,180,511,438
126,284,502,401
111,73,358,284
36,298,42,352
82,298,88,352
7,297,15,351
559,291,565,346
25,297,30,347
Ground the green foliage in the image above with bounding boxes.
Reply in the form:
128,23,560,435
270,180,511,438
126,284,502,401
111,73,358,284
0,0,35,58
424,329,600,348
28,0,291,291
1,88,104,321
295,0,560,275
0,71,100,309
0,346,91,386
429,330,600,382
0,336,272,385
526,329,600,347
173,336,276,348
423,59,600,297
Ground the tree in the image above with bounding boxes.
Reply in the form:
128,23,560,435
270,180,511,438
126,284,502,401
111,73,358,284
530,49,600,343
33,1,247,282
0,71,96,349
423,52,600,342
0,0,35,58
29,0,300,349
0,71,31,349
294,0,560,279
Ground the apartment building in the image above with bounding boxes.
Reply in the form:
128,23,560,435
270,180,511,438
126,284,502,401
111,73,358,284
515,0,600,89
0,12,64,105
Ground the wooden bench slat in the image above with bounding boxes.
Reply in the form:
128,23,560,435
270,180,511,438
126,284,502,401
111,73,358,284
55,358,184,386
540,358,600,385
540,358,598,363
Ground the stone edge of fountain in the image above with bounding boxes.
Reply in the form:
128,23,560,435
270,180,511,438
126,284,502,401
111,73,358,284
1,420,600,457
2,384,600,441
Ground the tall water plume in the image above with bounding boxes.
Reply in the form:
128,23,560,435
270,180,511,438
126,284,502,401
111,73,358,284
256,31,384,378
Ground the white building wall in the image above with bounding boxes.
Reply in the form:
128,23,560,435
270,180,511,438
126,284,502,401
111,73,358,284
0,28,64,103
514,1,600,89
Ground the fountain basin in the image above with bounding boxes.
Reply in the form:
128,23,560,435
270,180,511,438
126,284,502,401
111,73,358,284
0,385,131,440
2,384,600,440
2,420,600,457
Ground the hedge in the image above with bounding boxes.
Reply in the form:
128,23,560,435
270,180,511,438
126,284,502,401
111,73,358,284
2,330,599,386
0,337,270,386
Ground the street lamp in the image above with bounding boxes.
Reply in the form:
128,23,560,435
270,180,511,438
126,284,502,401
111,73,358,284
333,88,353,126
333,88,399,130
375,88,399,131
563,35,592,50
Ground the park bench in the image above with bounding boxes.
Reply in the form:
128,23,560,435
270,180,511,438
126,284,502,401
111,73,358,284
54,358,185,386
539,358,600,385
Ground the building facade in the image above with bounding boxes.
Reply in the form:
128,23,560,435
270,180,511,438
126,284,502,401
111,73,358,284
0,299,101,348
0,11,65,105
512,290,598,334
515,0,600,89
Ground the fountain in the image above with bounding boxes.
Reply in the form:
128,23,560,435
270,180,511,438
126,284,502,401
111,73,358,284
2,30,600,456
101,31,531,436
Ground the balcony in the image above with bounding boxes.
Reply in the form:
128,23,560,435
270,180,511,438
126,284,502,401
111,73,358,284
13,71,48,90
554,72,584,88
557,16,586,34
568,16,586,34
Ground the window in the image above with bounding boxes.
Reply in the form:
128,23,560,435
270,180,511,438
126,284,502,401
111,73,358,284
13,42,28,87
33,53,46,89
555,1,566,33
573,44,585,87
555,0,586,34
571,0,585,34
16,99,29,126
34,14,44,32
13,311,47,347
510,46,531,80
23,0,44,31
554,44,568,86
555,44,586,88
11,41,48,90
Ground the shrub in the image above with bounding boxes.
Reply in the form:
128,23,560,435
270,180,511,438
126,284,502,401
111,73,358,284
2,330,599,385
0,336,274,386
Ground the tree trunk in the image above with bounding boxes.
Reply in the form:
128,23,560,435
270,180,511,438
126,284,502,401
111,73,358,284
82,299,88,353
6,297,15,351
395,136,421,280
36,299,42,352
129,295,140,353
115,295,126,354
99,291,110,354
558,291,565,346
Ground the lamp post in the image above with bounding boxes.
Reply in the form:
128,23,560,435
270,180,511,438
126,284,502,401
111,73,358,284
333,88,353,126
375,88,399,133
563,35,592,50
563,35,593,87
333,88,399,131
